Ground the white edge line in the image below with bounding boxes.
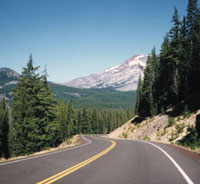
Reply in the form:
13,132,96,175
0,135,92,166
105,137,194,184
138,140,194,184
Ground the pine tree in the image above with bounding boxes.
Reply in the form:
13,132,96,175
139,48,158,117
11,55,58,155
196,114,200,137
81,107,89,134
37,66,58,148
0,99,10,159
106,113,112,134
139,56,151,117
77,109,82,134
66,98,75,137
186,0,200,93
168,7,181,104
135,0,200,118
157,35,171,110
90,108,99,134
55,101,68,141
11,55,40,155
135,75,143,115
178,16,190,101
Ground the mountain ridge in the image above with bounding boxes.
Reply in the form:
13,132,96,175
0,67,136,109
64,54,147,91
0,67,19,87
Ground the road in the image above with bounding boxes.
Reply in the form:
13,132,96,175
0,135,200,184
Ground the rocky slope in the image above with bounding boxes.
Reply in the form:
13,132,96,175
0,67,19,100
107,109,200,154
0,67,19,86
65,54,147,91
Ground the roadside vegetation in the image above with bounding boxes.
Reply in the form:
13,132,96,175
178,115,200,150
134,0,200,150
0,57,134,159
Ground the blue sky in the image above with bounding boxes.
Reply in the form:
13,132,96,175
0,0,191,82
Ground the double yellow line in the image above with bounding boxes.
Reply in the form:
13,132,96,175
36,139,116,184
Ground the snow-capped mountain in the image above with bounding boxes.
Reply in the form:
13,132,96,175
0,67,20,100
0,67,19,86
64,54,148,91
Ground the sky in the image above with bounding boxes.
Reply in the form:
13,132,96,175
0,0,192,82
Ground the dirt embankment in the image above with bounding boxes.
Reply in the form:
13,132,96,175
107,109,200,153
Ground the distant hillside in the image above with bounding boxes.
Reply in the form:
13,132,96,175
0,67,19,86
0,68,136,109
50,83,136,109
0,67,19,100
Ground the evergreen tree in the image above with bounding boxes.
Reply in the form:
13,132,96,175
139,48,158,117
135,0,200,118
106,113,112,134
11,55,58,155
139,56,151,117
66,98,75,137
77,109,82,134
11,55,40,155
196,114,200,137
81,107,90,134
186,0,200,93
37,66,58,148
156,35,171,110
178,16,189,101
135,75,143,115
55,101,68,141
90,108,99,134
168,7,181,104
0,99,10,159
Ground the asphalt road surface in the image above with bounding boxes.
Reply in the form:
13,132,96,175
0,135,200,184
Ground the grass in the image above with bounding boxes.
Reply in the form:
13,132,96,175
175,123,184,134
169,130,179,142
183,105,191,118
122,132,128,138
165,117,175,129
143,135,150,141
178,127,200,150
157,137,161,141
128,126,135,133
136,123,141,128
160,129,168,137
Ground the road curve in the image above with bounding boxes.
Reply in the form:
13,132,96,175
0,135,200,184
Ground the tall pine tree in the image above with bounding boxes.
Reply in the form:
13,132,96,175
186,0,200,93
11,55,58,155
135,75,143,115
0,99,10,159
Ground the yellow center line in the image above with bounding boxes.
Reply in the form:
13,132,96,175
36,138,116,184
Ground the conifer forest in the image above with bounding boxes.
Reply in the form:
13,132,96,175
135,0,200,117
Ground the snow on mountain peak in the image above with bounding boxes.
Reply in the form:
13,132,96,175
64,54,148,91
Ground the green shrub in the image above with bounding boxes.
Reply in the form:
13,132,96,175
165,117,175,130
122,132,127,138
143,135,150,141
178,121,200,150
160,129,168,136
196,114,200,136
169,131,178,142
175,123,184,134
183,105,191,118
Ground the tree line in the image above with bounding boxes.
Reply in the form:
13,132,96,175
0,56,133,158
135,0,200,117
